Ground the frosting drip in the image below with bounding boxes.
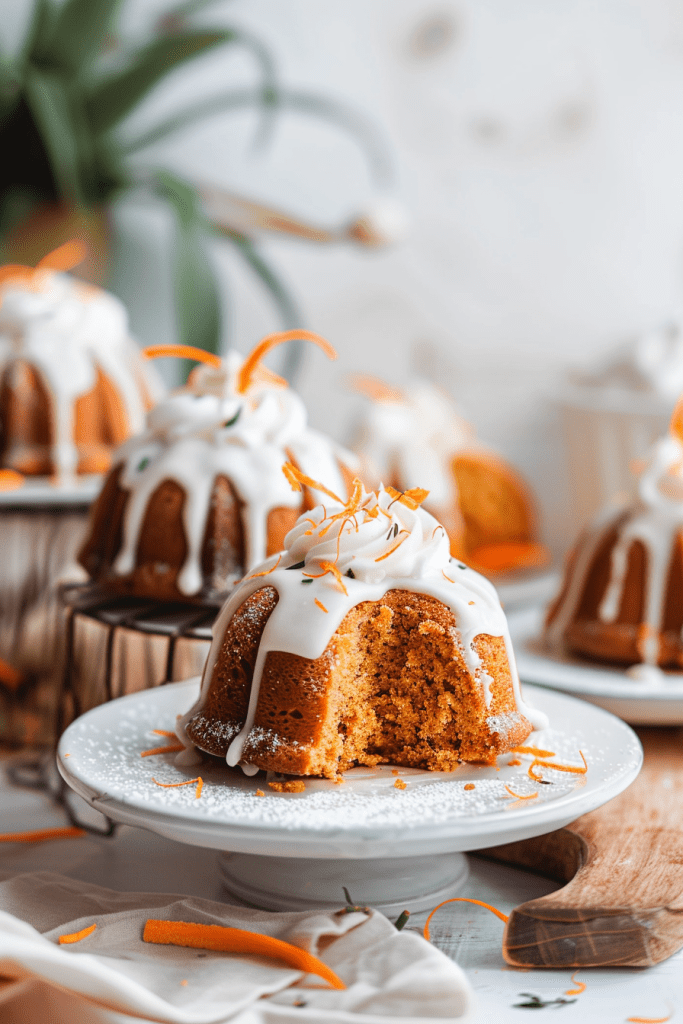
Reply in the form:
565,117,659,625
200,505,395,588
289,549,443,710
178,483,547,771
111,351,356,595
0,270,160,476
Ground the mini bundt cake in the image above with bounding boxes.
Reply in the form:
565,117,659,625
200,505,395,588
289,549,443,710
351,375,548,576
546,399,683,673
79,332,358,602
0,241,162,477
179,476,547,778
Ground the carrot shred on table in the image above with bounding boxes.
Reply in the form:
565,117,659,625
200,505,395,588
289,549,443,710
314,599,328,613
152,777,203,799
528,750,587,782
142,920,345,989
565,970,586,995
423,898,508,940
512,745,556,758
142,344,221,368
59,923,96,945
504,785,538,801
0,827,85,844
141,744,184,757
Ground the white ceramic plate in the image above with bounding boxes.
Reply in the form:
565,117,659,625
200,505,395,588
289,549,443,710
510,606,683,724
0,474,102,507
57,678,641,860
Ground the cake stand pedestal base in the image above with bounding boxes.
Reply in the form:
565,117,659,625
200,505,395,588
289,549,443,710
217,850,469,914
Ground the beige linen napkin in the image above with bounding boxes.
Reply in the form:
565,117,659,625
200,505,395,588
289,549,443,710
0,872,474,1024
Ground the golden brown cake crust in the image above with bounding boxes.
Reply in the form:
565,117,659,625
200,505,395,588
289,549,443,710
185,587,532,777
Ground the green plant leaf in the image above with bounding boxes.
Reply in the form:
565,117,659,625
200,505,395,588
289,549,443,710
49,0,121,76
85,29,241,136
155,169,222,356
23,66,84,202
20,0,58,66
125,87,392,187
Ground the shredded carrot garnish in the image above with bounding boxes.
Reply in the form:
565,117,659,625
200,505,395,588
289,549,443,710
59,922,96,945
315,599,328,613
424,898,508,940
0,469,25,491
626,1016,672,1023
303,560,348,594
508,758,522,767
282,461,342,504
152,729,177,738
504,785,538,801
141,744,184,757
464,783,475,791
143,920,345,989
512,746,556,758
375,531,409,562
529,750,587,782
386,486,430,510
38,239,88,272
237,330,336,395
0,657,23,691
249,554,282,578
0,827,84,844
152,776,203,798
565,970,586,996
348,373,404,403
442,570,455,583
142,345,222,368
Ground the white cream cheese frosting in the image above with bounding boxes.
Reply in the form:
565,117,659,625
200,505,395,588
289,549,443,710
178,480,547,772
0,268,161,477
110,350,357,596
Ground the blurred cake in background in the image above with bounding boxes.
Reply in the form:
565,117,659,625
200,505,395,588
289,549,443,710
351,375,547,577
546,395,683,676
559,320,683,534
0,241,163,480
79,332,358,603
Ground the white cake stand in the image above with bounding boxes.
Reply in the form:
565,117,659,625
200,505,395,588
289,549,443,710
510,606,683,725
57,679,642,915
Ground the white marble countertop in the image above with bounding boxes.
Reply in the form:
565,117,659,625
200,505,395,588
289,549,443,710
1,764,681,1023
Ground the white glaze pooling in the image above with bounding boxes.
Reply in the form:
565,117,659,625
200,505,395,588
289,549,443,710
178,484,548,772
355,382,472,508
0,270,160,477
112,351,356,595
548,432,683,670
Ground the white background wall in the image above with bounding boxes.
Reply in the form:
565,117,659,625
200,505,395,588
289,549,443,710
10,0,683,552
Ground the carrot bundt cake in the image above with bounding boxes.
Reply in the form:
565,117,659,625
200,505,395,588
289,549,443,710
0,241,162,478
78,332,358,602
178,475,547,778
351,375,548,576
546,397,683,674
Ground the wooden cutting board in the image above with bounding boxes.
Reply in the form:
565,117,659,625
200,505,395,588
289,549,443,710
482,725,683,968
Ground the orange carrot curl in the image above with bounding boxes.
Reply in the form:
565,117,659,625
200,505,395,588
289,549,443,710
565,970,586,996
237,330,337,395
59,923,97,945
141,744,184,758
424,898,508,940
504,785,538,801
303,560,348,594
0,827,85,844
512,746,556,758
626,1016,672,1023
143,920,345,989
152,729,177,738
314,599,329,614
142,345,222,368
528,751,587,782
249,554,282,579
375,531,409,563
152,777,203,799
282,461,342,504
386,486,429,510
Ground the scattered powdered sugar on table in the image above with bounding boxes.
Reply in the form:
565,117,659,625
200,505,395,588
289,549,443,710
58,681,641,835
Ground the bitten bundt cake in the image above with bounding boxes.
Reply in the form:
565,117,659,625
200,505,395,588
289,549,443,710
351,375,548,576
546,397,683,673
179,475,547,778
0,241,162,478
79,332,358,602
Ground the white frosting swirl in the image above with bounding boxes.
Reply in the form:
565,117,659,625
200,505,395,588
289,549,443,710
0,270,161,476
